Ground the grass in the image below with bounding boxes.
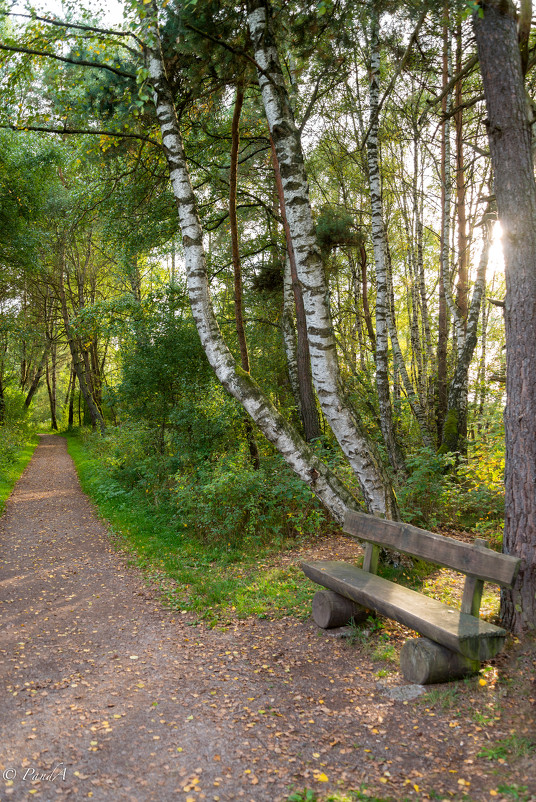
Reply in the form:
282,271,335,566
478,734,535,762
66,432,317,625
287,790,392,802
0,432,39,514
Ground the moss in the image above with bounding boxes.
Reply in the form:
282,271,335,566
439,408,459,455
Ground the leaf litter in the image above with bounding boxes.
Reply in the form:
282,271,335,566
0,436,534,801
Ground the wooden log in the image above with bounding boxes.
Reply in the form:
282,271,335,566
343,510,520,586
311,589,368,629
400,638,480,685
461,538,488,616
301,561,507,660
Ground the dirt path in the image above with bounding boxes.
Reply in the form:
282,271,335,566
0,435,534,802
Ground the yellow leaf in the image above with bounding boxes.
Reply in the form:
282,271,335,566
315,772,329,782
479,678,487,686
490,791,498,797
413,785,420,793
379,777,388,784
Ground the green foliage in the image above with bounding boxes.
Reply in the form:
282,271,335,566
66,432,320,622
399,442,505,535
398,448,455,527
315,207,361,254
0,396,38,513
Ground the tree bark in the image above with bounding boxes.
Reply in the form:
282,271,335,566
247,0,397,518
229,84,261,468
46,349,58,431
455,22,469,328
58,256,105,433
440,227,490,454
474,0,536,632
144,2,369,524
269,135,322,442
436,5,451,442
24,343,51,408
366,3,406,474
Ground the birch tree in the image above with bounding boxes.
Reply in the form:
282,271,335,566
141,0,393,522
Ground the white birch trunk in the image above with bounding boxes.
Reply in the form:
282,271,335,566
142,2,360,524
366,5,406,472
366,4,432,451
441,228,490,452
282,255,302,419
247,0,397,518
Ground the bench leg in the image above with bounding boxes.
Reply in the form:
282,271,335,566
312,589,368,629
400,638,480,684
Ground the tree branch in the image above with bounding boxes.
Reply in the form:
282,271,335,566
360,7,428,150
0,10,141,43
182,21,272,85
0,42,136,79
419,54,478,124
1,123,161,147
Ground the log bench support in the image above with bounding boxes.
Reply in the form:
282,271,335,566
301,510,521,685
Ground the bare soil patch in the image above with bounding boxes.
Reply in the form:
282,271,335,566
0,435,534,801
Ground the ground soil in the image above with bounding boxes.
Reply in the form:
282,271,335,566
0,435,534,802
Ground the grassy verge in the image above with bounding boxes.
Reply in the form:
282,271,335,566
66,432,316,625
0,433,39,515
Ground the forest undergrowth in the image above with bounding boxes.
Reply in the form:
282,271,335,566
65,417,507,629
0,395,38,513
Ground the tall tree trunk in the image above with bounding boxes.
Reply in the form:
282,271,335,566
366,5,431,455
46,349,58,431
269,135,322,442
247,0,397,518
366,2,406,474
282,255,304,420
474,0,536,632
144,3,367,523
24,342,51,408
440,226,490,454
437,6,452,442
68,365,76,428
455,22,469,328
58,257,105,433
229,84,261,468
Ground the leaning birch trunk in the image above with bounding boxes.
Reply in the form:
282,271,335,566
143,3,364,524
247,0,397,519
270,135,322,442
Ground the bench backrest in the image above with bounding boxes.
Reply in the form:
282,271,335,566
343,510,520,588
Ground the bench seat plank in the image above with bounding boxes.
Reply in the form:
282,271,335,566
301,560,507,661
343,510,520,587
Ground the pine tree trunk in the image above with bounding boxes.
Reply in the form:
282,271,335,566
229,85,261,468
474,0,536,632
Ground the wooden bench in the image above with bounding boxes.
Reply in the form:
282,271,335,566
301,509,521,684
